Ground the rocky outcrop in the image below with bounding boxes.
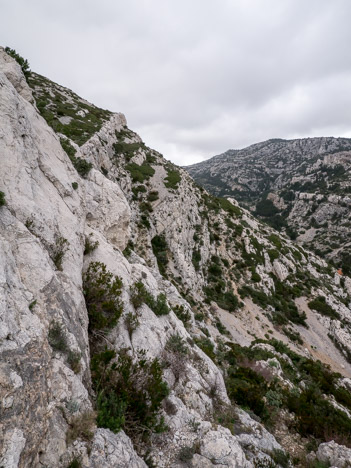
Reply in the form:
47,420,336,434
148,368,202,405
316,441,351,467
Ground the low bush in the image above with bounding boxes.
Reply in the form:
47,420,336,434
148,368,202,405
173,304,191,326
130,281,170,316
151,234,169,277
48,321,81,373
66,411,96,444
308,296,340,320
164,167,181,189
60,138,92,177
51,235,69,270
255,199,279,217
166,334,188,355
126,162,155,183
67,350,82,374
192,249,201,271
84,236,99,255
91,348,169,441
48,321,68,353
226,366,269,421
83,262,123,331
0,191,5,207
147,190,159,202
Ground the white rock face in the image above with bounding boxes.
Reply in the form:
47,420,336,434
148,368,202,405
89,430,148,468
317,440,351,467
0,46,33,103
199,427,251,467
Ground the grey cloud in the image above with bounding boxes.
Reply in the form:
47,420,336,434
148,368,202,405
1,0,350,166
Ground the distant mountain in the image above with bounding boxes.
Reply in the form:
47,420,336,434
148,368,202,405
186,137,351,271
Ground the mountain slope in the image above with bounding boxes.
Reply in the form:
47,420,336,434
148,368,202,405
186,138,351,270
1,47,351,467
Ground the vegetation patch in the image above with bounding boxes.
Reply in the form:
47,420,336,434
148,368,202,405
151,234,169,277
130,281,170,316
83,262,123,331
91,348,169,441
164,167,181,189
126,162,155,183
48,321,81,373
113,141,145,161
223,339,351,447
51,235,69,270
60,138,92,178
0,191,6,207
308,296,340,320
28,73,112,145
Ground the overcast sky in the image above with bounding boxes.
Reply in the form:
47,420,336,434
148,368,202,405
1,0,351,165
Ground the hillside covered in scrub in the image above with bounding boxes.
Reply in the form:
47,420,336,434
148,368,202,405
186,138,351,273
1,46,351,468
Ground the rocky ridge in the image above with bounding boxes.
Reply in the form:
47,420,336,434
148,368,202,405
1,47,351,467
186,138,351,271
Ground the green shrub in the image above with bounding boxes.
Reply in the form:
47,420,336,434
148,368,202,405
226,366,269,421
251,271,261,282
173,304,191,326
147,190,159,202
83,262,123,331
166,334,188,355
122,240,134,258
268,234,282,250
51,236,69,270
270,449,290,468
130,281,170,316
60,138,92,177
72,182,78,190
0,191,5,207
255,199,279,217
91,348,169,440
267,249,279,262
48,322,81,372
139,201,153,213
132,184,147,197
164,168,181,189
285,385,351,441
113,141,144,161
153,293,170,316
126,162,155,183
60,137,77,158
192,249,201,271
151,234,169,277
48,321,68,353
203,194,241,217
28,73,112,146
130,281,154,309
66,411,96,444
66,458,82,468
84,236,99,255
177,446,195,462
67,351,82,374
194,337,216,361
308,296,340,320
73,157,93,178
29,299,37,310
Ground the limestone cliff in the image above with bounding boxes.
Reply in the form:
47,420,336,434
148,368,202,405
1,47,351,468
